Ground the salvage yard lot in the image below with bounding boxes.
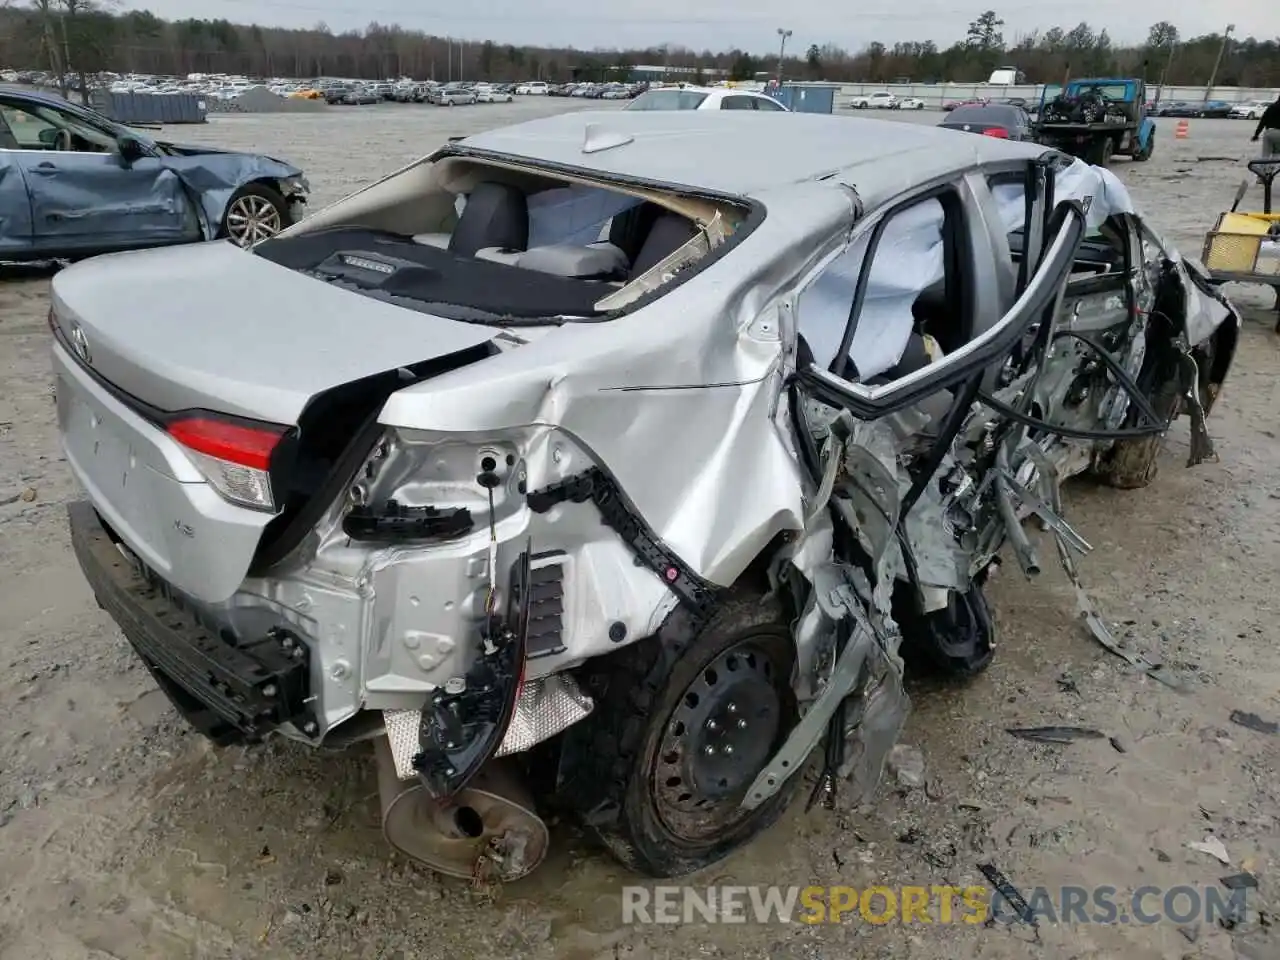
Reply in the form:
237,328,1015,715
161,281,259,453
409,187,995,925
1,99,1278,960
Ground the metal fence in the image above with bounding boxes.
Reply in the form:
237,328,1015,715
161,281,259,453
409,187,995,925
811,82,1280,109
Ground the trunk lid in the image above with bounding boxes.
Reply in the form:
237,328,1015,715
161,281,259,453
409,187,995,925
53,241,503,604
50,240,502,425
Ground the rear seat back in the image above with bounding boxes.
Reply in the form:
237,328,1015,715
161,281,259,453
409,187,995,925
449,181,528,257
628,211,699,278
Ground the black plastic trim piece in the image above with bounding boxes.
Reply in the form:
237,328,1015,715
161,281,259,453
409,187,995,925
512,551,567,659
343,499,474,542
526,469,722,619
412,551,529,798
68,501,315,746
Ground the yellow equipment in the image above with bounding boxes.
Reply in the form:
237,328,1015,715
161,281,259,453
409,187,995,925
1200,158,1280,328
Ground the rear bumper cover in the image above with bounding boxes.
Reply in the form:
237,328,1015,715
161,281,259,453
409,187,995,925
68,500,316,745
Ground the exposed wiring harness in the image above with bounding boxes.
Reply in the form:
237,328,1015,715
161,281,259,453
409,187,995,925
978,328,1173,442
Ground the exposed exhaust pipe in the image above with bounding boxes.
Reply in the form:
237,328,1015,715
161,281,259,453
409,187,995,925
374,735,549,882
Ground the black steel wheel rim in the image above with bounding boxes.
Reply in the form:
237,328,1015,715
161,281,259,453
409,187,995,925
651,635,786,841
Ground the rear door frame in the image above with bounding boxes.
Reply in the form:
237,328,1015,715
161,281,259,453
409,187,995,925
796,170,1087,418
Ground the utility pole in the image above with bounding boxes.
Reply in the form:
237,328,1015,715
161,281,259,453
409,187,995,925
776,27,792,85
447,38,452,82
459,41,464,82
1156,39,1176,106
1203,23,1234,101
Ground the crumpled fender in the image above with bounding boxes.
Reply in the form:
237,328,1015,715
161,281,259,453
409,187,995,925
157,148,305,239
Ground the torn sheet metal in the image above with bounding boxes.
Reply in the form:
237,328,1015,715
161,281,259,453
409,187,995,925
1042,474,1183,690
157,145,307,239
742,566,907,810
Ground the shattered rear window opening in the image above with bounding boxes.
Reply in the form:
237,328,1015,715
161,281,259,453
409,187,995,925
252,159,746,325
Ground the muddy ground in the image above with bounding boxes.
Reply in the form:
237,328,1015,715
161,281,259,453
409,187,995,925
1,99,1277,960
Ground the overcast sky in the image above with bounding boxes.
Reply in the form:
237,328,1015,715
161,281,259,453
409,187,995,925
125,0,1272,56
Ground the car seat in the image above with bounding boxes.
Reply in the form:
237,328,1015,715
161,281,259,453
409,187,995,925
627,211,700,278
607,202,663,263
448,181,528,257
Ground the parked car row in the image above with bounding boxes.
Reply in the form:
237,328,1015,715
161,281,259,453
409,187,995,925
1148,99,1235,119
545,82,647,99
847,91,925,110
1228,99,1273,119
319,80,520,106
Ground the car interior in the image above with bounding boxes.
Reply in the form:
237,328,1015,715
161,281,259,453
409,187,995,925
254,169,736,320
0,100,117,153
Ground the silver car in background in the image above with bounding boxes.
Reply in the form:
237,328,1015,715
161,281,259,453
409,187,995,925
430,85,477,106
52,110,1238,885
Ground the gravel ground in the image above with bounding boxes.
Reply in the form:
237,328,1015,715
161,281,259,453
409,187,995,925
1,99,1278,960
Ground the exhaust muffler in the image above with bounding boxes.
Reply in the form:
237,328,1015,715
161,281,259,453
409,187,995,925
374,735,549,882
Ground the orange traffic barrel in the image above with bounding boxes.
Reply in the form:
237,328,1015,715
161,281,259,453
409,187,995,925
1174,119,1189,139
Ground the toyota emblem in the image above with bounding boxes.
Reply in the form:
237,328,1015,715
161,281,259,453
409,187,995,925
70,322,91,364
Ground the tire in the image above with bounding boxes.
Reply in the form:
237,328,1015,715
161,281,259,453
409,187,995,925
1133,135,1153,161
564,593,801,878
894,581,995,679
219,182,292,248
1096,325,1183,489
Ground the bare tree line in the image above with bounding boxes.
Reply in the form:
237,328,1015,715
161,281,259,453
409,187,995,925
1,4,1277,93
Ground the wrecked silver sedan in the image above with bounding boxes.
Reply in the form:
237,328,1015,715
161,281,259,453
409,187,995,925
0,88,307,260
51,111,1239,881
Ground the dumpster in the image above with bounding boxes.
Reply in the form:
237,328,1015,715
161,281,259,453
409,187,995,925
770,84,837,114
91,91,208,124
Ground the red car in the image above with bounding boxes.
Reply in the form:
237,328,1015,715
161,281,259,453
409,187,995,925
942,96,990,112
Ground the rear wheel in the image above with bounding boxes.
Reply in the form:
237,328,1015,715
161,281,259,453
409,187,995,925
220,183,291,248
1091,137,1115,166
1096,330,1182,489
569,594,800,878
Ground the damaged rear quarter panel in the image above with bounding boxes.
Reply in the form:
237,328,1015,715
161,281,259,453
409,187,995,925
378,181,858,586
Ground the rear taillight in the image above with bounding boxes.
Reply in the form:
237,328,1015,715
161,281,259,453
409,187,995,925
982,127,1010,138
167,415,287,511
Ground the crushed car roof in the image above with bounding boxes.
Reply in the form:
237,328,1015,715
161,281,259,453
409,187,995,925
457,109,1046,202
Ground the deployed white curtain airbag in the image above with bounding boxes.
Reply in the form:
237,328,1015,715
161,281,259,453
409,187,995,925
992,157,1136,235
798,158,1136,382
798,197,945,380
